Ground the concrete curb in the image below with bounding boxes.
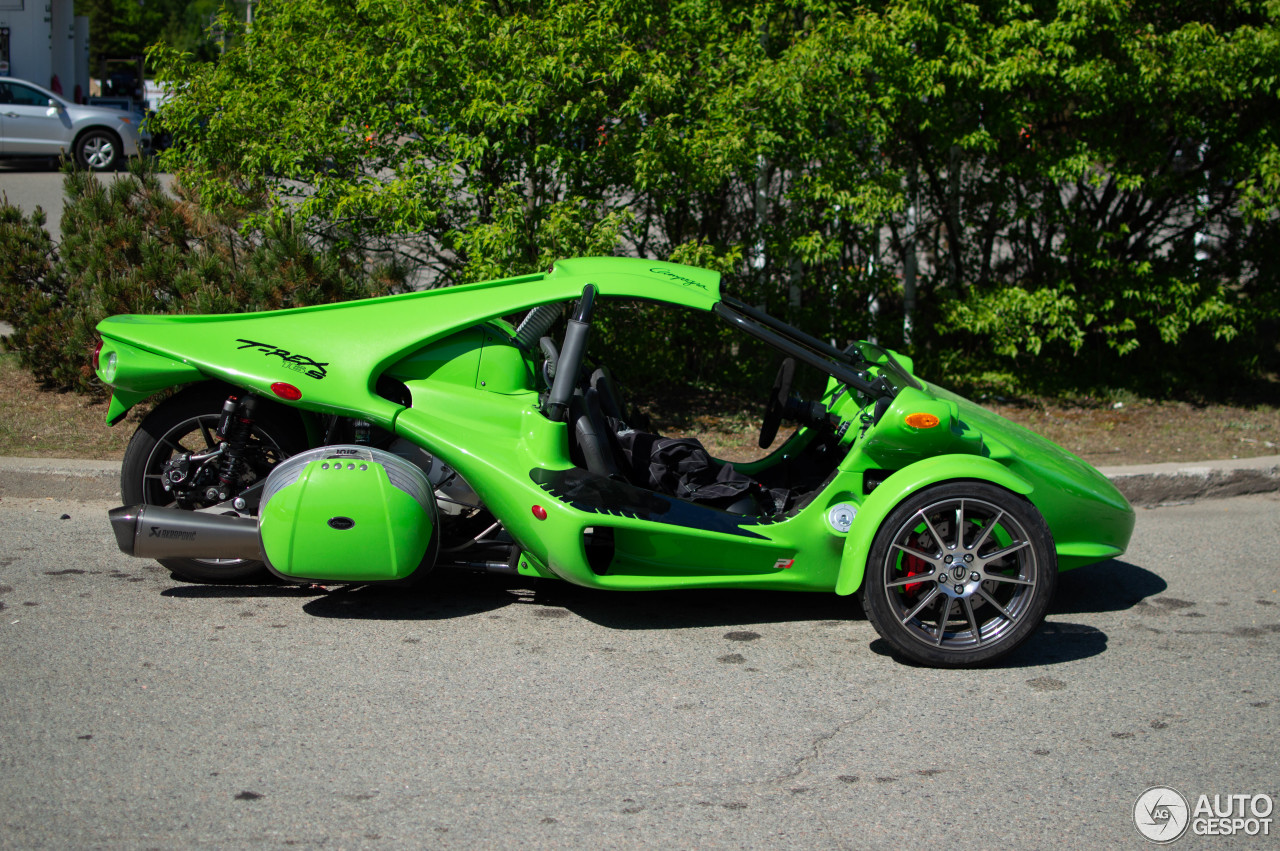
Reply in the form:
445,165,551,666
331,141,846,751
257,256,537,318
1098,454,1280,508
2,453,1279,507
0,457,121,501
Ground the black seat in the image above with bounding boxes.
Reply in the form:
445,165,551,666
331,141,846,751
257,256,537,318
568,389,622,479
591,365,650,430
591,366,626,422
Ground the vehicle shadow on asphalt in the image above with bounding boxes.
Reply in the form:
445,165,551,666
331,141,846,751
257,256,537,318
869,559,1167,668
1051,559,1167,615
311,572,862,628
866,620,1109,668
163,568,861,627
161,558,1165,667
165,555,1167,614
0,159,61,173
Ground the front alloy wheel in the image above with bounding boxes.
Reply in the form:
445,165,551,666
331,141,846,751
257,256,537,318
75,130,121,170
861,482,1056,668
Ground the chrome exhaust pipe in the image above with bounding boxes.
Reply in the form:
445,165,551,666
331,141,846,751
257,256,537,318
109,505,263,561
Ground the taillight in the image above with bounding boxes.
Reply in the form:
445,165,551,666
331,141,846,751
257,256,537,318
270,382,303,401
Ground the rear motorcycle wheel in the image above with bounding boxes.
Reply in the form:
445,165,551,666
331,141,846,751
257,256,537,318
120,382,307,582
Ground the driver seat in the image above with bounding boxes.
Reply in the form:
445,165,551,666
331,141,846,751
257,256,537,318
591,366,627,422
568,389,623,479
592,366,650,431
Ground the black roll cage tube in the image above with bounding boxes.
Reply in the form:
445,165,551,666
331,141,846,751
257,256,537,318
722,296,857,363
545,283,598,422
713,299,885,398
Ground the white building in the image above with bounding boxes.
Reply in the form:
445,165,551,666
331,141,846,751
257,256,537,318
0,0,91,103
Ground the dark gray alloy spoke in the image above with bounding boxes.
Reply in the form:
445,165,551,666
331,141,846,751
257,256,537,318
934,597,951,644
919,511,948,553
887,567,937,588
977,586,1015,620
890,542,942,566
901,586,941,624
970,509,1005,553
983,566,1035,587
962,597,982,645
983,539,1032,564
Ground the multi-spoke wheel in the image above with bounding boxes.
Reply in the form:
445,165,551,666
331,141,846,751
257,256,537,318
120,382,305,582
861,482,1056,667
74,129,122,171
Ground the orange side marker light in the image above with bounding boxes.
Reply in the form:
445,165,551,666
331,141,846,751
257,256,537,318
904,412,940,429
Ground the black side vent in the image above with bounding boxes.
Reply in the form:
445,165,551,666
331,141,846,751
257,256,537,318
584,526,615,575
376,375,412,408
863,469,892,494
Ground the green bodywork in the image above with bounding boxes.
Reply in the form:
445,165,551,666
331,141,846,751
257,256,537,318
96,256,1134,595
259,458,434,582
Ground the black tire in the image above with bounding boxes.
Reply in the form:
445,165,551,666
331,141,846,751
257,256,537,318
120,382,307,582
861,481,1057,668
74,129,122,171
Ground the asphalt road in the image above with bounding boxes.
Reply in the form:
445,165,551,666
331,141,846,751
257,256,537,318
0,161,80,223
0,492,1277,849
0,162,174,226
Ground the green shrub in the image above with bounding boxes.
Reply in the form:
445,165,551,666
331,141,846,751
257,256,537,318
0,160,405,396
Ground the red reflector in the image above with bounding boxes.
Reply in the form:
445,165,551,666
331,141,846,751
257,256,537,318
92,339,103,370
532,505,548,520
271,382,303,401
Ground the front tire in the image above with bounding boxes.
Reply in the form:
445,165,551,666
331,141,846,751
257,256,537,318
121,382,306,582
75,129,122,171
861,481,1057,668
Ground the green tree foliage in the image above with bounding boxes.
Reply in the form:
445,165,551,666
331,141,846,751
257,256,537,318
76,0,234,69
150,0,1279,397
151,0,901,394
867,0,1280,393
0,161,404,394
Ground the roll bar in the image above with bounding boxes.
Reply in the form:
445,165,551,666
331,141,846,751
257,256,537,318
713,301,881,397
545,283,597,422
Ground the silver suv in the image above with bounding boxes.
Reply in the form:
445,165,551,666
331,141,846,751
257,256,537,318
0,78,146,170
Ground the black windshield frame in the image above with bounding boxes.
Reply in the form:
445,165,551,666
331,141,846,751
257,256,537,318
714,296,921,399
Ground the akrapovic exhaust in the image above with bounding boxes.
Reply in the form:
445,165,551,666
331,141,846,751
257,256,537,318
109,505,263,561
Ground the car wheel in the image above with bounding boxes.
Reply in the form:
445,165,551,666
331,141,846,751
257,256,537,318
75,129,122,171
861,481,1057,668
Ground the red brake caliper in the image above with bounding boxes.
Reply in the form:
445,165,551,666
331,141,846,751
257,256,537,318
900,531,933,597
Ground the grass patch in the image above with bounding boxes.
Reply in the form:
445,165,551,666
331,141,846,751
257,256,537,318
982,396,1280,467
0,353,141,458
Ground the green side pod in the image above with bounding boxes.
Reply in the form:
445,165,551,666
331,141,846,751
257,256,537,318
258,447,436,583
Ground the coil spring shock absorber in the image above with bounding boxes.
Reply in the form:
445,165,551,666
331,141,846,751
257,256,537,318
210,395,259,503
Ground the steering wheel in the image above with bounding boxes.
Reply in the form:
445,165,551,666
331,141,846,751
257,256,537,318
759,358,796,449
